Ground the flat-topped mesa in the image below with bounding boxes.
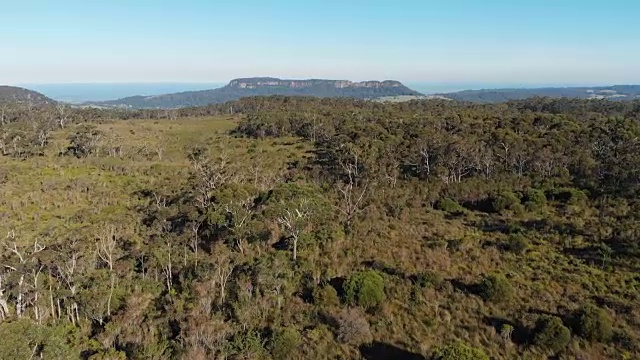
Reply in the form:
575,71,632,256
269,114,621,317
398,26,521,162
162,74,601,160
86,77,423,109
227,78,406,90
335,80,404,88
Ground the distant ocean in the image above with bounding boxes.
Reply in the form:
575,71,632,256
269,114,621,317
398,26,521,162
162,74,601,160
22,83,226,103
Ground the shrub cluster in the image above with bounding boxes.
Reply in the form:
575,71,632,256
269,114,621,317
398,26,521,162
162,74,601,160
270,328,301,360
435,198,465,214
344,270,385,309
574,305,613,342
524,188,547,211
505,234,530,254
492,191,523,214
433,342,489,360
478,274,514,303
312,285,340,308
413,271,444,289
533,315,571,353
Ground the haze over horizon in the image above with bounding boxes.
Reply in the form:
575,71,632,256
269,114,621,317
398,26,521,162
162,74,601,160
2,0,639,86
21,81,639,104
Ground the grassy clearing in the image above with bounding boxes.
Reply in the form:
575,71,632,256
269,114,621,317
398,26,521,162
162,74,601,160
0,116,309,253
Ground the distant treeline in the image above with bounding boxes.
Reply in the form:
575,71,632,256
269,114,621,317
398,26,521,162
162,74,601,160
439,85,640,103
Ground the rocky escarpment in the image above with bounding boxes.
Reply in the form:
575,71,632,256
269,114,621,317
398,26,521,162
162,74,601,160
228,77,407,90
86,77,423,109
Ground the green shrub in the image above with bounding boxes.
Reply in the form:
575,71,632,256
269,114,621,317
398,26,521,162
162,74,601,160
547,187,588,205
500,323,514,340
524,188,547,210
492,191,522,213
566,188,588,206
433,341,489,360
313,285,340,308
344,270,385,309
0,319,80,359
574,305,613,342
505,234,530,254
270,328,301,360
88,349,128,360
435,198,464,214
511,202,526,215
414,271,444,289
505,223,525,234
230,330,267,357
533,315,571,353
478,274,514,303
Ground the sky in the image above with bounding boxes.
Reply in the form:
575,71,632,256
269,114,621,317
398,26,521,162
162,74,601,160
1,0,640,85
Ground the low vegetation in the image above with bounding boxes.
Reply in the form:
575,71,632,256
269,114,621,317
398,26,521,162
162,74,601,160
533,315,572,354
0,96,639,359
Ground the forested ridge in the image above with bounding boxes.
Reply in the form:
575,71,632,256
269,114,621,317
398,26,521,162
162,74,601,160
438,85,640,103
0,96,639,359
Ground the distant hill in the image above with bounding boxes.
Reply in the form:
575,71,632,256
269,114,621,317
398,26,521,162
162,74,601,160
0,86,55,106
86,77,423,109
439,85,640,103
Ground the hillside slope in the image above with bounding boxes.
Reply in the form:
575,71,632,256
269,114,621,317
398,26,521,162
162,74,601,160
87,77,423,109
0,85,56,105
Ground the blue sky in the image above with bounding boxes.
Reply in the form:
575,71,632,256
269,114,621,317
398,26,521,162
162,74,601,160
1,0,639,84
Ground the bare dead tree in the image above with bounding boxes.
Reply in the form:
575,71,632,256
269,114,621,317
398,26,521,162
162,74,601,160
0,104,6,126
418,137,441,179
95,226,119,316
212,246,235,306
382,163,399,188
190,221,202,267
161,239,174,293
497,141,510,170
0,275,9,321
336,154,368,228
152,191,168,210
441,142,473,183
277,199,311,261
513,151,528,177
1,231,46,319
56,104,69,129
190,151,236,209
55,239,81,325
95,226,117,272
155,144,164,160
223,198,253,254
473,142,494,179
31,265,43,324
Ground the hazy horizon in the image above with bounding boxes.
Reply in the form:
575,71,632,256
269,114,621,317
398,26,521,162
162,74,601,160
16,80,640,103
2,0,639,85
18,80,638,103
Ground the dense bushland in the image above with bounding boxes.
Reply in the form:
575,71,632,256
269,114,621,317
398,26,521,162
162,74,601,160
0,97,639,359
